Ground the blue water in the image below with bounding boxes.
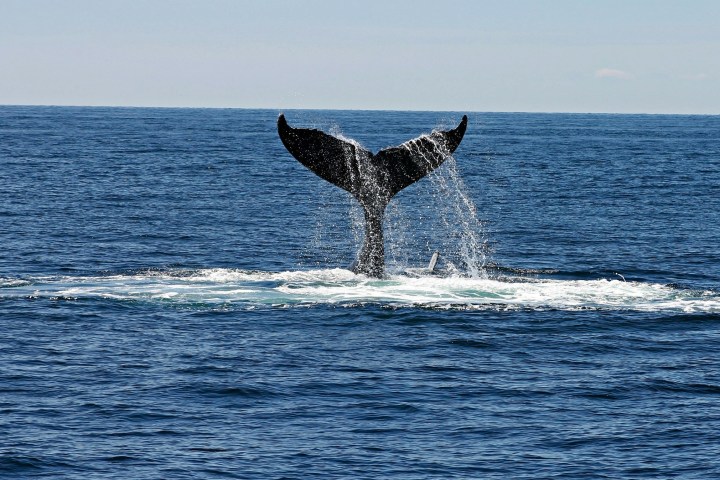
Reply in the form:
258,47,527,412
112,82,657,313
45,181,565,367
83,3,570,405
2,106,720,478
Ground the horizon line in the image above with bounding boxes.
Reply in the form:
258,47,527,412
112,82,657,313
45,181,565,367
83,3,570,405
0,103,717,116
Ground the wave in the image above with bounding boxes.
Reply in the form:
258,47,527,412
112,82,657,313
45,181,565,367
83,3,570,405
1,269,719,312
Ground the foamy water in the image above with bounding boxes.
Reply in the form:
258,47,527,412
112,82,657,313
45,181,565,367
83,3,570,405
3,269,718,312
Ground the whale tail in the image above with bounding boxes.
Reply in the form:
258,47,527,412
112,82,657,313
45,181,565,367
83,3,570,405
277,114,468,277
277,114,467,201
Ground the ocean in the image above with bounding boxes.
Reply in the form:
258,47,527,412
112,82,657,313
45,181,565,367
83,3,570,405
1,106,719,478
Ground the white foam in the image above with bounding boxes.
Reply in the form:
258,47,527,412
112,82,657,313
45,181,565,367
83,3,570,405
2,268,719,312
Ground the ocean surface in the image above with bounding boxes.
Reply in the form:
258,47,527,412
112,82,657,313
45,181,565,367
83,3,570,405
1,106,720,479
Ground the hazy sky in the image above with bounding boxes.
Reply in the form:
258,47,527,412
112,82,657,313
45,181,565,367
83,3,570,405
1,0,718,113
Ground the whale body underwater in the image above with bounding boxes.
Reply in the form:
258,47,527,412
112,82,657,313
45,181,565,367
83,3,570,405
277,114,468,278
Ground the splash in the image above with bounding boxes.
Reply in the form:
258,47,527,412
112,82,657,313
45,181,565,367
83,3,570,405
304,122,488,277
384,126,488,276
426,155,488,277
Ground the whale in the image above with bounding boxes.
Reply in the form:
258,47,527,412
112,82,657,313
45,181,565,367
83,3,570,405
277,113,468,278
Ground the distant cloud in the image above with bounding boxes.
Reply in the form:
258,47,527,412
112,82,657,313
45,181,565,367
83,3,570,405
680,73,709,81
595,68,634,80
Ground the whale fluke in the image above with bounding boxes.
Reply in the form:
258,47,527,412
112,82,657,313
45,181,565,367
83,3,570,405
278,114,468,277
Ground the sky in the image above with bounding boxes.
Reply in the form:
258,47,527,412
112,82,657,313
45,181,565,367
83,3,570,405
1,0,718,113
